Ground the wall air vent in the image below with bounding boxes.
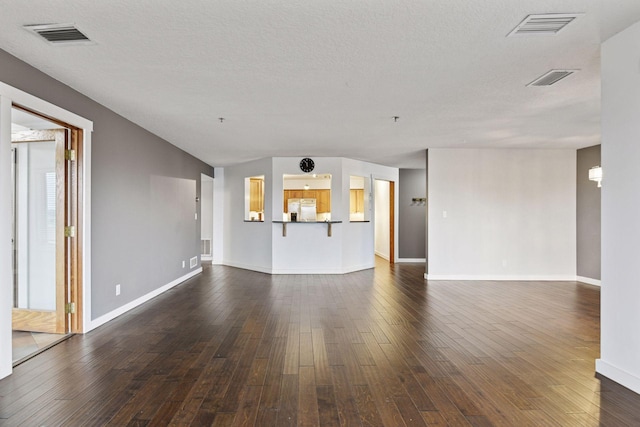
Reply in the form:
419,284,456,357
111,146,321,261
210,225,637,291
527,69,578,87
24,23,92,45
201,239,212,256
508,13,582,37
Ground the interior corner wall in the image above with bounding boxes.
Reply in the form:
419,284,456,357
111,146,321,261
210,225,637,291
427,148,576,280
398,169,426,260
576,145,601,281
341,158,398,273
0,48,213,326
201,175,214,243
597,20,640,395
212,167,225,265
222,158,273,273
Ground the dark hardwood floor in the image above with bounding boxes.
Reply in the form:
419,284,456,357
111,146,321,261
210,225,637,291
1,259,639,426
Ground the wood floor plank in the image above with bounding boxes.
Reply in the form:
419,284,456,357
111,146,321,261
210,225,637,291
230,385,262,426
298,366,320,426
311,327,332,386
330,365,362,426
276,374,299,426
2,261,638,426
316,385,341,426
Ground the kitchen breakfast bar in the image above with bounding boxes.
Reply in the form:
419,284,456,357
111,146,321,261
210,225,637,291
222,156,398,274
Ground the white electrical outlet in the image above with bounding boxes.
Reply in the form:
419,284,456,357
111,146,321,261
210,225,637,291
115,284,121,296
442,210,448,218
195,212,198,220
182,260,186,268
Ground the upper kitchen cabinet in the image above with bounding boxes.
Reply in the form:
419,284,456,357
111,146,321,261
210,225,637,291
245,175,265,221
283,173,332,220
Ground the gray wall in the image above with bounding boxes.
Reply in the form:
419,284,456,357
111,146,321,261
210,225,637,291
398,168,426,259
0,48,213,320
577,145,601,280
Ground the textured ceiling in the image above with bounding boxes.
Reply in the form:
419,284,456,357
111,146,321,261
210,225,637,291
1,1,640,168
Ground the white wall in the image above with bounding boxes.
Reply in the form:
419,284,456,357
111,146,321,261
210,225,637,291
221,157,398,274
427,148,576,280
223,158,273,273
212,167,224,265
597,20,640,394
350,176,365,189
374,180,391,260
272,157,344,273
342,158,397,270
283,177,331,190
201,174,213,242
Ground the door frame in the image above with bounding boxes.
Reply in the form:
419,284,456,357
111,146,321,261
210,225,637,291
11,128,69,333
372,176,397,264
0,81,93,379
12,106,85,334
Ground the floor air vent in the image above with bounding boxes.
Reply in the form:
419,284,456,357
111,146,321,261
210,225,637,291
24,23,92,45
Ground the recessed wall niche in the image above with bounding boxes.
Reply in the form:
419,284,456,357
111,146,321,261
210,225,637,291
244,175,264,221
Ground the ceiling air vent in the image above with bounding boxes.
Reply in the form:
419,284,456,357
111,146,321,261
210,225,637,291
508,13,582,36
24,23,92,45
527,69,578,87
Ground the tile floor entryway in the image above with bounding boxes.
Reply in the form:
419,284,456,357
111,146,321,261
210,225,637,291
12,331,70,365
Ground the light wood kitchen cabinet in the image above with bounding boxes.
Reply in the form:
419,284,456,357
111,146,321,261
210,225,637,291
316,190,331,213
250,178,264,212
350,189,364,213
284,189,331,213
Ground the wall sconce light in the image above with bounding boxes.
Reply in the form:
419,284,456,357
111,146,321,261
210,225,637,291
304,184,310,190
589,166,602,188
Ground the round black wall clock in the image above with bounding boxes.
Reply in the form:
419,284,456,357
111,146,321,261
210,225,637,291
299,157,315,173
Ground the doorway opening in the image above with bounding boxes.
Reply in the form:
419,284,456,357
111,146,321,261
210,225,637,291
10,105,83,365
374,179,395,265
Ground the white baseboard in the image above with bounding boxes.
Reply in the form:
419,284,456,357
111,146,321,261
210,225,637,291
397,258,426,263
271,268,344,274
342,263,375,273
424,274,577,281
596,359,640,395
422,273,603,285
224,261,374,275
223,261,272,274
374,251,389,261
576,276,601,286
85,268,202,333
